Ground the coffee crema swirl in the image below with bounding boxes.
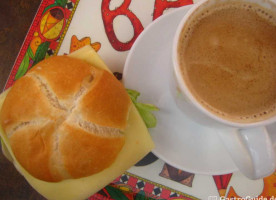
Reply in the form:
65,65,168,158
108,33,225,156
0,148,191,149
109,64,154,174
178,1,276,123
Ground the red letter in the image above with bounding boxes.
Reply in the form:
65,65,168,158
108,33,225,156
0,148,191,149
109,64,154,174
101,0,144,51
153,0,193,20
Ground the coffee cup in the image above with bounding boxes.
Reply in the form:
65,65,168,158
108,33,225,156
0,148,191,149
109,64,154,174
171,0,276,179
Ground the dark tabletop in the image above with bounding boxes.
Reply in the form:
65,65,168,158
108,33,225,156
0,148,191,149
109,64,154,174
0,0,46,199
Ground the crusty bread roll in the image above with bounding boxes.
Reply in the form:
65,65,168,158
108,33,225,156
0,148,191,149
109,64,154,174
0,56,131,182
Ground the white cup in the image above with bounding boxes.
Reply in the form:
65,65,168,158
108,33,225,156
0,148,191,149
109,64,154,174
171,0,276,179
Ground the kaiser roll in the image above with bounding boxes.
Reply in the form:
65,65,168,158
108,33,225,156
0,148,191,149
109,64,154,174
0,56,131,182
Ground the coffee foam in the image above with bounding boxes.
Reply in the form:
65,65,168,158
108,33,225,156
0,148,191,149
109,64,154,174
178,1,276,123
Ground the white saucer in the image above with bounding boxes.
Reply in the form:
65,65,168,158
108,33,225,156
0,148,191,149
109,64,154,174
123,5,276,175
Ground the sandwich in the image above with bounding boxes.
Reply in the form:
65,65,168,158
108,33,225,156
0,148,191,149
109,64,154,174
0,46,154,199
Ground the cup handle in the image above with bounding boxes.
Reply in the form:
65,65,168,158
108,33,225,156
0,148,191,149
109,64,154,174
217,127,275,179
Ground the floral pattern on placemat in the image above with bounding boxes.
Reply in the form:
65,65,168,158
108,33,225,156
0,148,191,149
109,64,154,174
89,172,199,200
5,0,80,87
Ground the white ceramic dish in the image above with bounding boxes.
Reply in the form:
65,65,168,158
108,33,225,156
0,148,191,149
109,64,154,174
123,5,276,175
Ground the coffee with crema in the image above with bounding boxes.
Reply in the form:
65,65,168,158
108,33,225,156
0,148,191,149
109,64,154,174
178,1,276,123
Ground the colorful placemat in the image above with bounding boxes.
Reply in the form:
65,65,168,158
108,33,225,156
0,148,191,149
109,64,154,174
3,0,276,199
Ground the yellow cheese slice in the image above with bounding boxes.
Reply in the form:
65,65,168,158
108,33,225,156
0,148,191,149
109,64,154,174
68,45,110,72
0,45,154,200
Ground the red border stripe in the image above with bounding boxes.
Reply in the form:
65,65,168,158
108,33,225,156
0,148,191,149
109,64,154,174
4,0,49,90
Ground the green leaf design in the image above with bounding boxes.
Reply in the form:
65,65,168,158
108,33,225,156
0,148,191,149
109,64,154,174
135,191,147,200
42,0,67,15
15,53,30,80
127,89,159,128
32,41,50,67
27,46,34,60
105,185,129,200
42,3,58,14
56,0,67,7
135,191,158,200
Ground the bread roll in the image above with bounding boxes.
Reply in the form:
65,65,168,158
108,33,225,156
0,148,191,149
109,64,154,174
0,56,131,182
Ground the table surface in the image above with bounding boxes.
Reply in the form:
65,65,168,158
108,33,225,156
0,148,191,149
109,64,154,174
0,0,46,199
